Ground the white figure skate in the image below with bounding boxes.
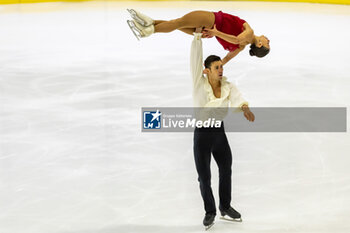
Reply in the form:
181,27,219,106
127,9,154,27
127,20,141,40
127,20,154,40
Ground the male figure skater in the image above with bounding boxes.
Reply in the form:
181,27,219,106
190,29,255,229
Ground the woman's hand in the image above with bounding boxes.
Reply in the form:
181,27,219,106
201,30,213,38
202,33,213,38
203,24,218,38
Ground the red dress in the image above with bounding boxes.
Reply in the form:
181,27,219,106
213,11,246,52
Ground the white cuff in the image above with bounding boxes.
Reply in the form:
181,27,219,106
193,33,202,40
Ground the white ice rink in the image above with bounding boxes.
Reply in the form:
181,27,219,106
0,1,350,233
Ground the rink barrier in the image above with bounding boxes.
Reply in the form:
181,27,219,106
0,0,350,5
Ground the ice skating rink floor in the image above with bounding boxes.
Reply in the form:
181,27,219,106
0,1,350,233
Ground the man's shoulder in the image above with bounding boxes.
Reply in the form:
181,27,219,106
222,76,232,86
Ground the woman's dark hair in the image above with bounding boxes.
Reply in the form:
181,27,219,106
204,55,221,69
249,44,270,58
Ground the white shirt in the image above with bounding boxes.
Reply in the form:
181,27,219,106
190,33,248,119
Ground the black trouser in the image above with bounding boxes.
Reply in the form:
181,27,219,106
193,123,232,214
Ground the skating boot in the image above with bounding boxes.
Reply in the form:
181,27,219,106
127,9,154,27
203,213,215,230
220,207,242,222
126,20,154,40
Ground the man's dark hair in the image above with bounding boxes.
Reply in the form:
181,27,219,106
204,55,221,69
249,44,270,58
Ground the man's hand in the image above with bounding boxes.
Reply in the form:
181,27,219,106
195,27,202,33
242,105,255,122
193,27,210,39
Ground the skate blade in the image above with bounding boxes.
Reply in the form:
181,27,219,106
205,222,214,230
127,8,147,27
220,216,242,222
126,20,141,41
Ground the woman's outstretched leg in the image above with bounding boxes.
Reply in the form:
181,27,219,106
154,20,196,35
127,10,213,38
154,11,215,33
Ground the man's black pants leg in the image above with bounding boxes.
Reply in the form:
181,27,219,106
193,125,232,214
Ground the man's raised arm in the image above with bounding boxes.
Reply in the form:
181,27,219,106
190,31,203,88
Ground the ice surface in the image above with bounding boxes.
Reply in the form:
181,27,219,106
0,1,350,233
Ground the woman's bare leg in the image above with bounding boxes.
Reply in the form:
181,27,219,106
154,11,215,33
179,28,196,35
154,20,196,35
154,20,165,25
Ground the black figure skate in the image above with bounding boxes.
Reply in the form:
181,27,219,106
220,207,242,222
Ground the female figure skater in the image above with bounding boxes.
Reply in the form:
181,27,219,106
127,9,270,65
